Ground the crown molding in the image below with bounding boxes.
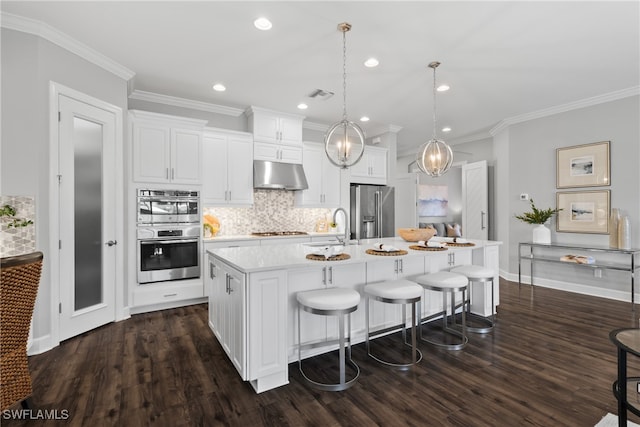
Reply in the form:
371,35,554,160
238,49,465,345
1,12,135,81
302,121,329,132
129,90,244,117
490,86,640,136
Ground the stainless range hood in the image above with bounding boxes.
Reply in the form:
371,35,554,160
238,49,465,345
253,160,309,190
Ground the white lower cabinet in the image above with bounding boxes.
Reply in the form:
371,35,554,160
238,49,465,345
287,262,366,361
366,255,425,330
208,255,288,393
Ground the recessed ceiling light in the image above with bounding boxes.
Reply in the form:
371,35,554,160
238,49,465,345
360,116,370,122
254,17,272,31
212,83,226,92
364,58,379,68
297,103,308,110
442,126,452,132
437,84,450,92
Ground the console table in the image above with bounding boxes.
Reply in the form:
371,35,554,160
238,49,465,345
610,328,640,426
518,242,640,308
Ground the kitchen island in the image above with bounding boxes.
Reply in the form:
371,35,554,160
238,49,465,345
206,237,501,393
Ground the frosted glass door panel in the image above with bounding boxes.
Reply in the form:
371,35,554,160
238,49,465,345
73,117,103,311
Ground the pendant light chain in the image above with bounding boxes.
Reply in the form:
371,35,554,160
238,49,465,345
342,27,348,122
431,64,437,140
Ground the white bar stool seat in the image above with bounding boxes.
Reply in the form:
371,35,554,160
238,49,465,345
297,287,361,391
450,265,496,333
413,271,469,350
364,279,423,370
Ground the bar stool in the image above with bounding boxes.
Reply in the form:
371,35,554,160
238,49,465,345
364,279,423,370
297,287,361,391
450,265,496,333
413,271,469,350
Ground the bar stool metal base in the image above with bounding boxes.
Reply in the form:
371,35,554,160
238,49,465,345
365,291,423,370
451,266,496,334
419,289,468,351
297,298,360,392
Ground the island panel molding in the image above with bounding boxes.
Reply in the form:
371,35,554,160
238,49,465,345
556,141,610,189
556,190,610,234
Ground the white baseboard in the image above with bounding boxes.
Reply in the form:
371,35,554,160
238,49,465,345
27,334,54,356
500,270,637,304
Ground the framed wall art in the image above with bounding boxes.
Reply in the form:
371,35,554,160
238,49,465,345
556,141,610,188
556,190,610,234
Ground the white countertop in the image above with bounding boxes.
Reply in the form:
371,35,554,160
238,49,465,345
207,237,502,273
203,231,342,243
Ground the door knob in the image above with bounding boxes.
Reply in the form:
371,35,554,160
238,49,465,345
105,240,117,246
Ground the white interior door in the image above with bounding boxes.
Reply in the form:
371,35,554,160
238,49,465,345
57,94,116,341
462,160,489,240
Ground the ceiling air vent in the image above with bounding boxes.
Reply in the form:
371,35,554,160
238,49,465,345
307,89,334,100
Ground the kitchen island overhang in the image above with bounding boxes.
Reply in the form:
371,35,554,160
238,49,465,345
206,237,501,393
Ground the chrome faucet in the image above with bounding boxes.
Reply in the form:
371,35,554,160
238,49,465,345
333,207,350,245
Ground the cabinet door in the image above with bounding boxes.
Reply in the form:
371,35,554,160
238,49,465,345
296,143,323,206
368,147,387,180
254,141,280,162
321,157,341,206
252,113,279,144
247,270,287,380
202,134,229,205
349,150,370,179
228,269,246,378
278,116,303,146
227,136,254,205
132,124,171,183
326,263,367,338
278,145,303,164
287,266,327,360
171,128,201,184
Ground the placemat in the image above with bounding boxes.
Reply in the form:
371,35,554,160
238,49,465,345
409,245,448,251
447,242,476,247
306,253,351,261
365,249,408,256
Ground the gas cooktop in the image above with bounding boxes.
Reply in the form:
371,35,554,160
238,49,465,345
251,231,309,237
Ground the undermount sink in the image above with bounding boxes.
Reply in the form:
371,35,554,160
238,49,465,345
304,241,344,247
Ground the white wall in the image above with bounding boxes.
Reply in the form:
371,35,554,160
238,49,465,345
1,28,128,348
496,95,640,298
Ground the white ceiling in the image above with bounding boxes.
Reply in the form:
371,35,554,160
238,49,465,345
2,1,639,156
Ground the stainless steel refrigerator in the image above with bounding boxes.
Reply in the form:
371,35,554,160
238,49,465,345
350,184,395,240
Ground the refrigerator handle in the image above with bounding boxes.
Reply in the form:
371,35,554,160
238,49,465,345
375,190,382,237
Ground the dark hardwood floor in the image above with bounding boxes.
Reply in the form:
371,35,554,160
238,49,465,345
4,279,640,426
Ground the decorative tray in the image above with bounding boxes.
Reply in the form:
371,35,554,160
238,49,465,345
365,249,408,256
409,245,448,251
306,253,351,261
446,242,475,247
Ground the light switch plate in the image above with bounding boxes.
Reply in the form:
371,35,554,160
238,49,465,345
520,193,529,201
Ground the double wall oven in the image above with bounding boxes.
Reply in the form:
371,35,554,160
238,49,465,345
136,189,201,284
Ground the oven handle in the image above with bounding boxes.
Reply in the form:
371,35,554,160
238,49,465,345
139,239,198,245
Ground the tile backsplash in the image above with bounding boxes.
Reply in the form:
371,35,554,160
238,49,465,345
0,195,36,257
203,190,333,235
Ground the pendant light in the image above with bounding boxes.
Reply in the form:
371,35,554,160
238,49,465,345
324,22,365,169
416,61,454,176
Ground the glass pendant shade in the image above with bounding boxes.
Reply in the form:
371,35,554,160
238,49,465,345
416,138,454,176
324,22,365,169
325,119,365,168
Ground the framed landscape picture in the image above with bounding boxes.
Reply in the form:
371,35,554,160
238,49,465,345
556,190,610,234
556,141,610,188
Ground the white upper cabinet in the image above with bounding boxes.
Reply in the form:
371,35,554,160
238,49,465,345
349,145,388,185
202,129,254,206
247,106,304,164
295,142,341,207
130,110,206,185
